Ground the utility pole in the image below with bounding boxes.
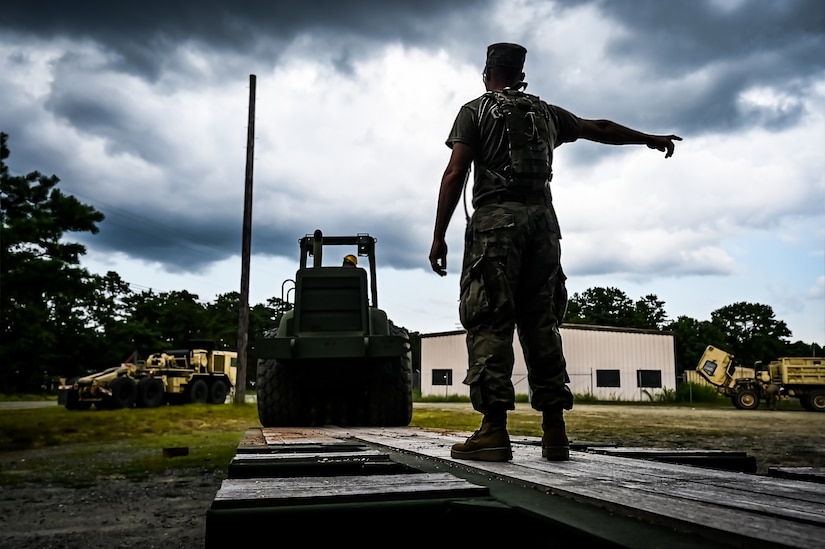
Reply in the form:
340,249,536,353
235,74,256,404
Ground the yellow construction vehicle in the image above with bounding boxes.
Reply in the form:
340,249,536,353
59,340,237,410
696,345,824,412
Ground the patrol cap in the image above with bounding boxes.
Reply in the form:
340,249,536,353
486,43,527,70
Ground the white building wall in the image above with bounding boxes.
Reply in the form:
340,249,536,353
421,325,676,402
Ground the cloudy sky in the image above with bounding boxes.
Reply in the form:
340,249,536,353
2,0,823,346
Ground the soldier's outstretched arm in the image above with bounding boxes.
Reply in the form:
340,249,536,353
430,142,473,276
580,118,682,158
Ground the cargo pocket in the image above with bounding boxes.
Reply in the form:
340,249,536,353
462,363,483,386
460,212,517,328
459,254,489,328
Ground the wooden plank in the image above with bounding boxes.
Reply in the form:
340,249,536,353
592,447,750,457
261,427,344,445
227,449,409,478
362,428,825,503
590,446,757,473
236,427,370,454
236,443,369,454
520,459,822,547
769,466,825,484
210,472,489,510
231,450,391,463
443,429,824,503
337,427,825,549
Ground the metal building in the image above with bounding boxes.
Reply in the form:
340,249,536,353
421,324,676,402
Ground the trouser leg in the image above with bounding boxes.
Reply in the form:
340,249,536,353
459,207,521,416
517,291,573,411
464,327,516,415
516,239,573,413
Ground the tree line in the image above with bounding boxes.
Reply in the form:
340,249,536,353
2,133,821,392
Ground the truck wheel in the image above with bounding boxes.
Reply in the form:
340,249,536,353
807,391,825,412
108,377,137,409
733,388,760,410
367,356,413,427
186,378,208,404
257,359,307,427
366,326,413,426
136,378,164,408
208,379,229,404
64,389,86,410
66,393,92,411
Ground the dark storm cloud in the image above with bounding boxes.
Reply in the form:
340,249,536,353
594,0,824,72
3,0,823,279
584,0,825,133
43,84,178,166
250,218,425,272
60,187,241,272
71,192,423,273
0,0,494,78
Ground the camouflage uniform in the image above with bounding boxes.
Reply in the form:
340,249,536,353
447,75,581,416
435,42,680,462
765,383,780,410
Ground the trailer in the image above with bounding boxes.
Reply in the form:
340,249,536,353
205,425,825,548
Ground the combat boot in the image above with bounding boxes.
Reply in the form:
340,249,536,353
542,409,570,461
451,415,512,462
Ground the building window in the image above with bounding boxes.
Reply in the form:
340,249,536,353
596,370,621,387
432,369,453,386
637,370,662,388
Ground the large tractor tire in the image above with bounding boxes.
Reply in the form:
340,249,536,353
63,378,91,410
366,357,413,426
64,389,92,410
806,390,825,413
733,388,760,410
186,378,209,404
136,378,164,408
208,379,229,404
367,326,413,426
257,359,308,427
108,377,137,409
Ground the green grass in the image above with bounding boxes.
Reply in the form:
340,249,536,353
0,403,258,450
0,403,259,486
1,390,799,486
0,400,540,485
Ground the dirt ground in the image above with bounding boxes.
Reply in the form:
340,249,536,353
0,470,225,549
0,403,822,549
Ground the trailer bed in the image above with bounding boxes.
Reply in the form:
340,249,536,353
205,426,825,548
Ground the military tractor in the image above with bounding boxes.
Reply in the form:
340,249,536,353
60,340,238,410
250,230,413,427
696,345,825,412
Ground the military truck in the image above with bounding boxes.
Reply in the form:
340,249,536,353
250,230,412,427
60,340,237,410
696,345,825,412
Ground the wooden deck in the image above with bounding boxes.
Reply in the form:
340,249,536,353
205,426,825,548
